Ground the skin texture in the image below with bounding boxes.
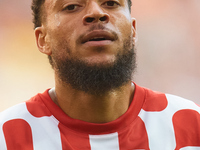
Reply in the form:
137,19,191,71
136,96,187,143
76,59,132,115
35,0,136,123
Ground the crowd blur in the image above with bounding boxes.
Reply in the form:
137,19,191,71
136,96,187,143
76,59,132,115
0,0,200,111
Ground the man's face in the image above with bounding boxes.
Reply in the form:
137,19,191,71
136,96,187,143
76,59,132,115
36,0,136,94
42,0,135,66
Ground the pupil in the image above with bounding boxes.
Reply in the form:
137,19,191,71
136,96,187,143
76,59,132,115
68,5,75,10
107,1,114,6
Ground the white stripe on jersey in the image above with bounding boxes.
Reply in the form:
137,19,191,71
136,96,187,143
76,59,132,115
0,130,7,150
180,147,200,150
89,132,119,150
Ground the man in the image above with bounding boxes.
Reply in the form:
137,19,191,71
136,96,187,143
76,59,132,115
0,0,200,149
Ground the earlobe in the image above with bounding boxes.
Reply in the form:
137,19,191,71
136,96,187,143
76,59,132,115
131,18,137,45
35,26,52,55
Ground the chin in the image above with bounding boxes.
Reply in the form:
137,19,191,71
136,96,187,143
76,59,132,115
83,55,116,66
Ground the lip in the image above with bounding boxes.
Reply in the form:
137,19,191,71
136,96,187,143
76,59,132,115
81,30,116,45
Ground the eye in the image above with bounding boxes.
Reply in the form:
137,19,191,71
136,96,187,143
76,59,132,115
62,4,80,12
104,1,120,7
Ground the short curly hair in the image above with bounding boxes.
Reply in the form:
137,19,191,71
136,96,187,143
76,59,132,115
31,0,132,29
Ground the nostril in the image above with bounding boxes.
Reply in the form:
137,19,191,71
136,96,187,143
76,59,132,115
85,17,95,23
83,14,109,24
99,16,107,22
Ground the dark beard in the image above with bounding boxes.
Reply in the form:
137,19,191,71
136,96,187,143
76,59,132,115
52,35,136,95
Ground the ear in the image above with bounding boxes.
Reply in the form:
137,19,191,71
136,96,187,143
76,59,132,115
131,18,137,45
34,26,52,55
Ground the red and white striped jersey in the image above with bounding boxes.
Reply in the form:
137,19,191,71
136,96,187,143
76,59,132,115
1,84,200,150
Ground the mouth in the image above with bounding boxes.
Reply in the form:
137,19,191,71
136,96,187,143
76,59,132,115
81,31,116,44
88,37,107,41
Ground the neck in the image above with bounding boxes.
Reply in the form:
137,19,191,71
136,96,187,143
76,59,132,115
49,79,135,123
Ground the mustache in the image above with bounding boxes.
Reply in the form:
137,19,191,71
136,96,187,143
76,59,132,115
88,24,109,31
77,24,118,43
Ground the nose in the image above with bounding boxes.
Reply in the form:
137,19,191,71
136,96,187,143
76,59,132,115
82,2,110,25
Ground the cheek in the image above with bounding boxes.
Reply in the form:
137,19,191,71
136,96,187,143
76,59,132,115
47,30,69,57
110,10,133,38
114,17,133,43
54,14,61,27
56,22,78,50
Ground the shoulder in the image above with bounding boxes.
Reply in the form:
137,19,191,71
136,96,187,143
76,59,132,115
0,89,53,125
138,86,200,148
0,102,28,124
0,89,60,149
165,94,200,110
137,85,200,112
138,86,200,129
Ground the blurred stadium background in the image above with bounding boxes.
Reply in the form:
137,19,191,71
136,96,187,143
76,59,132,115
0,0,200,111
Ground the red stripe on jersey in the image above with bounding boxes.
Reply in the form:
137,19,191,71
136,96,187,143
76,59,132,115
118,116,150,150
142,90,167,112
58,123,91,149
3,119,33,150
26,94,52,118
173,109,200,150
